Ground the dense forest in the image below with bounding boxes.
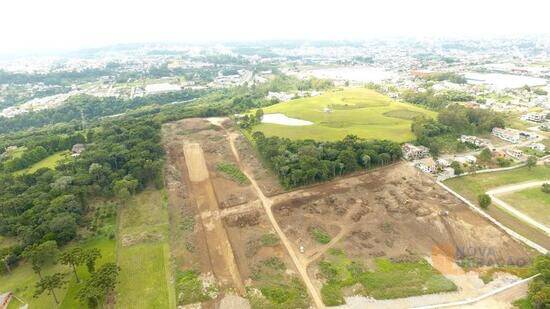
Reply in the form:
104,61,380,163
253,133,402,188
0,89,207,134
0,118,164,271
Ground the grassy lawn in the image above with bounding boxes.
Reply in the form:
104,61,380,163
444,166,550,199
116,189,176,309
0,236,115,309
318,249,456,306
500,187,550,226
14,151,70,175
253,88,436,142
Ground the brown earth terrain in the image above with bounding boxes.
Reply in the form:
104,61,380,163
162,117,534,308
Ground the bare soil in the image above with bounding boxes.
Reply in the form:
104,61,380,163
163,118,534,308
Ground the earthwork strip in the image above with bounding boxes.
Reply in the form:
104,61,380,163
183,142,245,294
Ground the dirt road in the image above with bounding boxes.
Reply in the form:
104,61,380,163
183,142,245,294
487,180,550,235
226,132,325,309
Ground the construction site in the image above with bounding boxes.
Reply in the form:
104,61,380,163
161,117,536,309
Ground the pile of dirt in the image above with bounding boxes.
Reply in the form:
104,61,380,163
225,211,261,228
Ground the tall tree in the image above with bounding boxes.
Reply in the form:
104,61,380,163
22,241,59,279
78,262,120,308
83,248,102,273
34,272,67,304
59,247,84,282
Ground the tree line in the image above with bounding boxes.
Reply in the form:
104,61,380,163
0,89,207,134
252,133,402,188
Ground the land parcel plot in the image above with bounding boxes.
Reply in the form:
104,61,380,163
444,166,550,248
500,187,550,227
116,189,176,309
253,88,436,142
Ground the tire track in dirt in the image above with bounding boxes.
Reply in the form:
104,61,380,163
226,132,325,309
183,142,245,294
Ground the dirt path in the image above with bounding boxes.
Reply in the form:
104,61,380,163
226,132,325,309
183,142,245,294
486,180,550,235
305,226,350,265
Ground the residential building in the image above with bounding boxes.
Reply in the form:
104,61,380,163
530,143,546,152
458,135,490,148
521,112,547,123
415,158,437,174
402,143,430,161
492,127,520,144
506,149,525,160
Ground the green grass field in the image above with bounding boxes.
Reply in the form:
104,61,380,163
14,151,70,175
501,187,550,226
116,189,176,309
253,88,437,142
318,249,456,306
444,166,550,199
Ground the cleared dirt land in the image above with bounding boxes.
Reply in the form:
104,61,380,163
162,118,534,308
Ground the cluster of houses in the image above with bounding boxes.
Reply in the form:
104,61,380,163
491,127,538,144
521,112,547,123
458,135,490,148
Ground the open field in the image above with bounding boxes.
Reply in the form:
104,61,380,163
14,151,70,175
116,189,176,309
253,88,437,142
444,166,550,197
500,187,550,226
0,236,115,309
444,166,550,249
161,117,534,308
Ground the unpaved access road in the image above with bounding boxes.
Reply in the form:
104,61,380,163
183,142,245,294
226,132,325,309
487,180,550,235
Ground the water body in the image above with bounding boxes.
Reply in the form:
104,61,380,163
261,113,313,126
465,72,547,89
308,67,396,83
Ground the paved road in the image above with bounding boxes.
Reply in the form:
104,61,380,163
487,180,550,235
226,132,325,309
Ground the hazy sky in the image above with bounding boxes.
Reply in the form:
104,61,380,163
2,0,550,53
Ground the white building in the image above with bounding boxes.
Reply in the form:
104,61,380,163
492,127,520,144
459,135,490,148
402,143,430,161
530,143,546,152
521,112,547,123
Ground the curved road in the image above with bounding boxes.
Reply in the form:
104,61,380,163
486,180,550,235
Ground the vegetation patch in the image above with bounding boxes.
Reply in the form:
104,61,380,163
317,250,457,305
260,233,280,246
216,162,249,184
249,256,310,308
310,227,332,244
175,269,216,305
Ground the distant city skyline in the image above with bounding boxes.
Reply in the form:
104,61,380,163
2,0,550,54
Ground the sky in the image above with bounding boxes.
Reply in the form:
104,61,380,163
1,0,550,54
